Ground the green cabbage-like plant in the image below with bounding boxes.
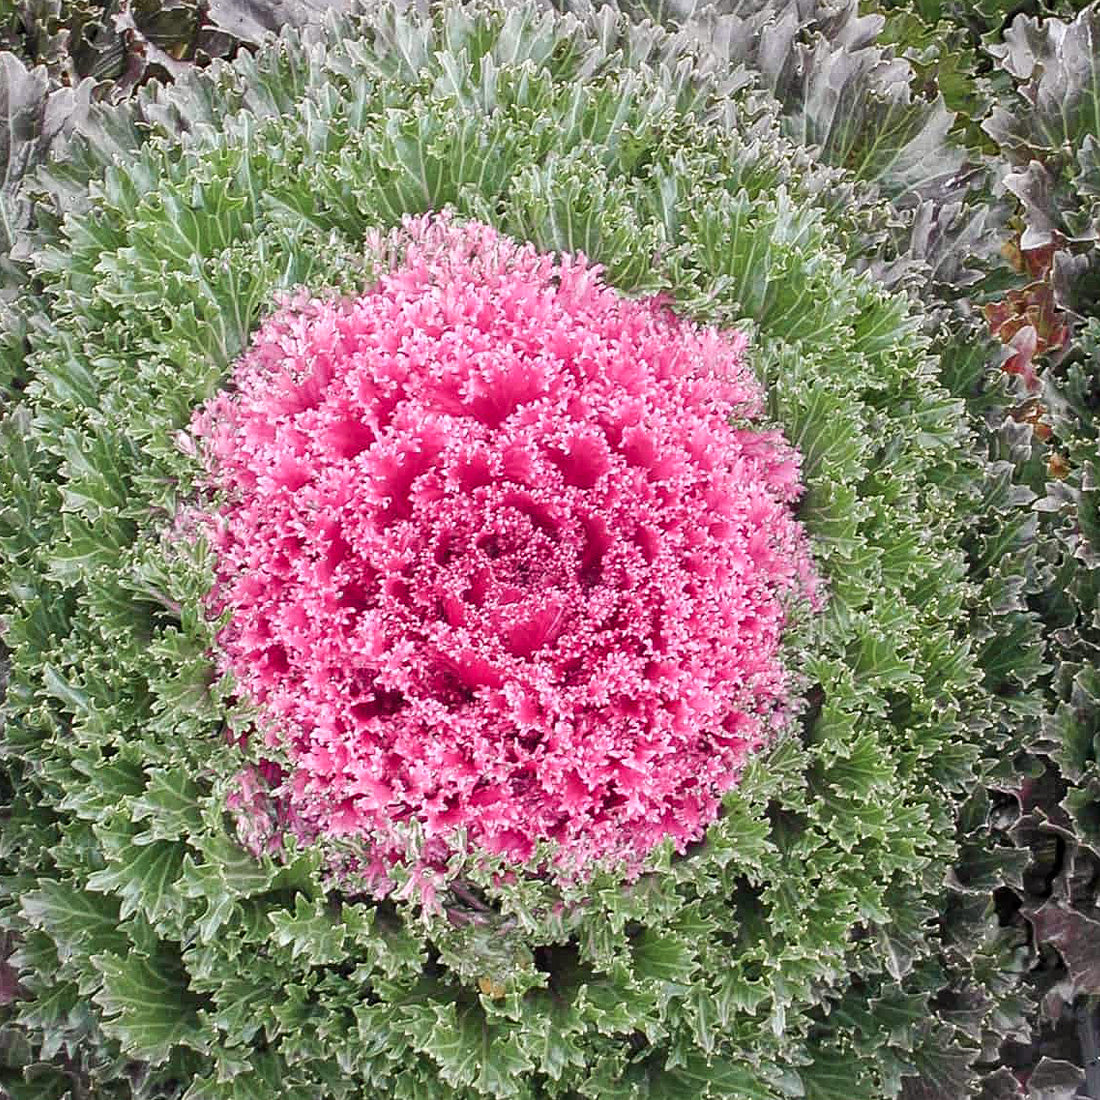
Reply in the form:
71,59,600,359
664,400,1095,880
0,2,1043,1096
0,0,326,94
961,7,1100,1085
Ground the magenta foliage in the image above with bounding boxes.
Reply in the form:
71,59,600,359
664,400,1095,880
193,214,818,887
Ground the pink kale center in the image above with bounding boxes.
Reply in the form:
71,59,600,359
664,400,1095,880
193,215,819,883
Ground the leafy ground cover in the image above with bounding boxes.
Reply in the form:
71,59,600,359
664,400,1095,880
0,1,1097,1097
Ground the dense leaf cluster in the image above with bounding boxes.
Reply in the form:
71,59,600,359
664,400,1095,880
846,0,1100,1093
0,0,1094,1097
0,0,232,92
0,0,345,91
981,6,1100,1094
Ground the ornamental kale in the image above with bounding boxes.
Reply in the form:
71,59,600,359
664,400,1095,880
0,1,1075,1097
194,214,817,888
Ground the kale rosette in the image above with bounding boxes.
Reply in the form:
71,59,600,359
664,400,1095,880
0,2,1027,1096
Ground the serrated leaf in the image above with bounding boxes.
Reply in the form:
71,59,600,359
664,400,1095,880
1026,903,1100,993
129,767,205,841
20,879,128,962
267,894,346,965
1025,1058,1085,1100
0,51,92,286
90,948,205,1064
802,1046,879,1100
86,836,186,926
